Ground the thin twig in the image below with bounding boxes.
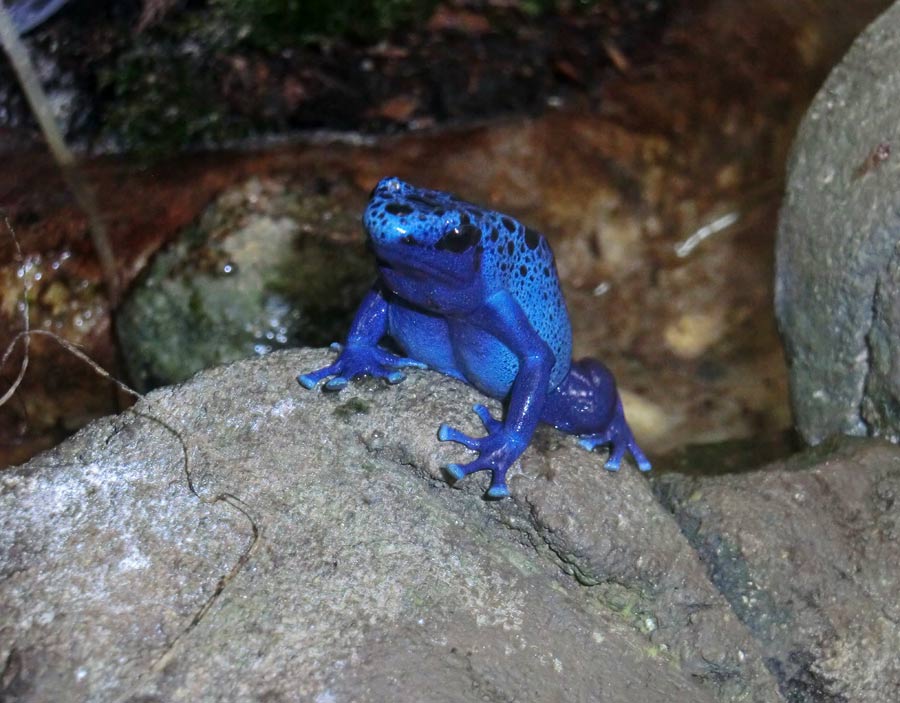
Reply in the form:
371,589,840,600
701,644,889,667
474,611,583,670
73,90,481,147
0,216,260,695
0,215,29,407
0,1,120,304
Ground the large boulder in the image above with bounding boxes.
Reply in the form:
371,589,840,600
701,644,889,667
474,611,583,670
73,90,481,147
5,349,900,701
0,349,779,703
776,1,900,444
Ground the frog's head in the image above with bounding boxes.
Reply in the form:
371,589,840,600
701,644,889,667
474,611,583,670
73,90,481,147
363,177,486,313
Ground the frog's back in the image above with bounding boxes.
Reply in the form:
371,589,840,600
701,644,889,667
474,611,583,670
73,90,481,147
478,209,572,389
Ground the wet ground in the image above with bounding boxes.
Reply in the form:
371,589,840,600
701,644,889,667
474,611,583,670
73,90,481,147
0,0,893,467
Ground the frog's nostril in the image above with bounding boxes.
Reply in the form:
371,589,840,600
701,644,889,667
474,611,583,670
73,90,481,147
374,177,403,196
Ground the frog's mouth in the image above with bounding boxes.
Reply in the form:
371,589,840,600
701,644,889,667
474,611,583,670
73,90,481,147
375,252,461,285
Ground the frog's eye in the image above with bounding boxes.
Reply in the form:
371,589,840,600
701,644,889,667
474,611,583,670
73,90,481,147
386,203,414,216
435,224,481,253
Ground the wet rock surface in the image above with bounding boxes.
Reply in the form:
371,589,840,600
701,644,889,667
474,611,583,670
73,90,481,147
1,349,781,703
777,1,900,445
653,437,900,702
0,151,267,466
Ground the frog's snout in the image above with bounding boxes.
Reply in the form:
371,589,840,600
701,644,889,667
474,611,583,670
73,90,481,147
373,176,404,197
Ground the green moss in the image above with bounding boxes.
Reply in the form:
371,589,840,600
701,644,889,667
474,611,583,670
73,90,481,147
95,0,613,155
582,581,662,636
211,0,440,48
333,397,371,420
209,0,607,48
97,36,251,157
651,431,800,477
520,0,602,16
270,235,375,348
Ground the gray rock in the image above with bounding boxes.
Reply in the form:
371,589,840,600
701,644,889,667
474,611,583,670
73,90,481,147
653,437,900,702
1,349,780,703
776,1,900,444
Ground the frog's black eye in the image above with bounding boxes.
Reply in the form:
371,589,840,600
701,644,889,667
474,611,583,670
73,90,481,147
386,203,414,216
435,224,481,253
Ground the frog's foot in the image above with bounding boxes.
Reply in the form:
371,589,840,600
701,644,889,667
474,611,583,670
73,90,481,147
438,416,525,499
578,418,651,473
298,342,427,391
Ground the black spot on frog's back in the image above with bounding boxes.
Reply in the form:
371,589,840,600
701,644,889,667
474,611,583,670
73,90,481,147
524,227,542,250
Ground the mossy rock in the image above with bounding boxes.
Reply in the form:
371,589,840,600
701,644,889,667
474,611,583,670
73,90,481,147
117,177,374,391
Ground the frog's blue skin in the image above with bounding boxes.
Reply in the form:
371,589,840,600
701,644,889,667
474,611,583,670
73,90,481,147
299,177,650,498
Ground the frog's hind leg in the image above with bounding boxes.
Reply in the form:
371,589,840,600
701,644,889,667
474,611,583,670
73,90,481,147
543,358,651,472
577,397,651,472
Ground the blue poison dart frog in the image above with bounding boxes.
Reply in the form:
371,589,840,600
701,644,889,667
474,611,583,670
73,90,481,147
299,177,650,498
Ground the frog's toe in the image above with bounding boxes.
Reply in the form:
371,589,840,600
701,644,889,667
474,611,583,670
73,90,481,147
607,436,630,470
438,424,480,451
323,376,349,391
394,357,428,370
578,434,609,452
485,482,510,500
472,404,502,433
630,443,652,472
297,366,336,390
445,462,476,481
444,461,511,499
603,453,623,472
297,373,318,390
485,467,511,499
385,370,406,384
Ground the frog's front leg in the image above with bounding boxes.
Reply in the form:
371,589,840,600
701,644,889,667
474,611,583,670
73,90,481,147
298,285,425,390
438,291,554,499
